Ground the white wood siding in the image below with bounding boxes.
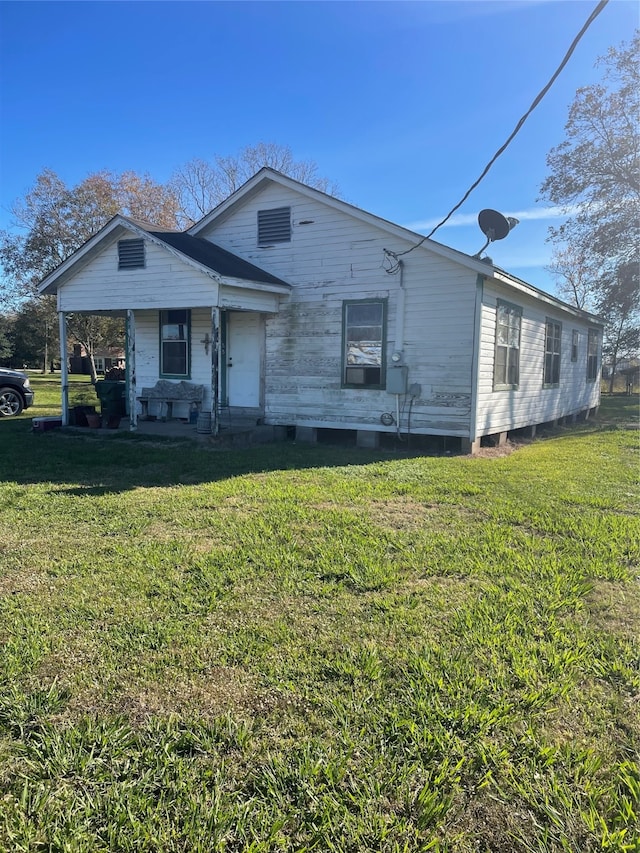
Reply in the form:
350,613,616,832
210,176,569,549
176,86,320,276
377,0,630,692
200,184,478,435
133,307,218,418
475,280,601,436
57,237,219,312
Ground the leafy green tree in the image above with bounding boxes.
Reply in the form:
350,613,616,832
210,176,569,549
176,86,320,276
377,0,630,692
11,297,59,371
0,313,15,364
540,34,640,389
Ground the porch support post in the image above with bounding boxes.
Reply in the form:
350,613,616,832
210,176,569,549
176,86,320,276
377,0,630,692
127,310,137,431
58,311,69,426
211,307,220,436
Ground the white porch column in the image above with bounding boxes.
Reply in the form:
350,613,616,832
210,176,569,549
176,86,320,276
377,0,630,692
127,310,137,431
211,307,220,436
58,311,69,426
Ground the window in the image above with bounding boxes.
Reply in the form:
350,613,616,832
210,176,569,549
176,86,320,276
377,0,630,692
571,329,579,362
543,319,562,387
160,310,190,377
342,300,386,388
587,329,599,381
494,301,521,389
118,238,145,269
258,207,291,245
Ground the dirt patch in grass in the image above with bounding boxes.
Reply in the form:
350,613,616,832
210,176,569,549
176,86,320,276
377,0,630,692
585,578,640,640
0,567,52,598
448,792,536,852
63,666,260,725
471,438,528,458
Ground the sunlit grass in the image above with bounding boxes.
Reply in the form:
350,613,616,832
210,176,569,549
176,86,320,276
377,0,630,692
0,381,638,851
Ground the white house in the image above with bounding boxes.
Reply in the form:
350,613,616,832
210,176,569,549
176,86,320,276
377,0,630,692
39,168,603,452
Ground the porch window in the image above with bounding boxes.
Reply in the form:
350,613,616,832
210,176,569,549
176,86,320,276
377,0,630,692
494,301,521,390
160,310,190,378
587,329,599,381
342,300,386,388
543,319,562,387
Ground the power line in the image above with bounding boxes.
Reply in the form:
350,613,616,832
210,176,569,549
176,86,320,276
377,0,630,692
383,0,609,273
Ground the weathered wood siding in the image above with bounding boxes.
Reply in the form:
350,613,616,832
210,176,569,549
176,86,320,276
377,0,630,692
133,307,219,418
475,279,601,436
57,237,219,312
199,183,478,435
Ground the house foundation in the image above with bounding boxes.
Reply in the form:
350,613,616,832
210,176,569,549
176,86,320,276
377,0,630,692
295,426,318,444
356,430,380,449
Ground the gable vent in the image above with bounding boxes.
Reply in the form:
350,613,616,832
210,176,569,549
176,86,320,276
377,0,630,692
118,238,145,270
257,207,291,245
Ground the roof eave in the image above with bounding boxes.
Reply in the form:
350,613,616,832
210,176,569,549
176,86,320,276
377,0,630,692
491,268,604,325
38,215,134,295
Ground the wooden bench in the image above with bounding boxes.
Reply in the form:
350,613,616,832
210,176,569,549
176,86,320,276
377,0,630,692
137,380,205,421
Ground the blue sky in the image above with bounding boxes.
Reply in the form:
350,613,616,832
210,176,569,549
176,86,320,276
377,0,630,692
0,0,636,294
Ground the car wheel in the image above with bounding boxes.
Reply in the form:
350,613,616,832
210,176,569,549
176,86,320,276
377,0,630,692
0,387,24,417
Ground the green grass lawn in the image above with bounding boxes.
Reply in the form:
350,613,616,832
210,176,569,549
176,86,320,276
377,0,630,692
1,377,639,852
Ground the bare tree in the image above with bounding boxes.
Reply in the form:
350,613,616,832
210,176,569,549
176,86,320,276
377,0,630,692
547,245,598,311
172,142,339,227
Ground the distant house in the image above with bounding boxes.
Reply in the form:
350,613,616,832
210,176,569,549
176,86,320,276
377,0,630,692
68,344,125,376
39,168,603,451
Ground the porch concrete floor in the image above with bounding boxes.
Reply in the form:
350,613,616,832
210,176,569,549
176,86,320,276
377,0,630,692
90,416,278,446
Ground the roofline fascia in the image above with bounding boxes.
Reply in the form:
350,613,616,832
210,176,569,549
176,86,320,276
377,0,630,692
490,268,604,325
221,276,291,295
39,214,130,294
39,213,291,297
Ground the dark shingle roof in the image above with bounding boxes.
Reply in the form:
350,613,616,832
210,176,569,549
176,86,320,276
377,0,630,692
147,231,288,287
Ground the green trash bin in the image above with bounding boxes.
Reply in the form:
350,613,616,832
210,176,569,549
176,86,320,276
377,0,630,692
95,380,126,419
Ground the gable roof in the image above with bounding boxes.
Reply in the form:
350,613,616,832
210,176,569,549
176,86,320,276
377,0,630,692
188,167,602,325
147,231,286,286
188,167,496,276
39,214,290,296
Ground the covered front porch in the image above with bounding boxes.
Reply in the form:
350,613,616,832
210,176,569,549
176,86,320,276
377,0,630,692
56,305,279,437
38,213,291,436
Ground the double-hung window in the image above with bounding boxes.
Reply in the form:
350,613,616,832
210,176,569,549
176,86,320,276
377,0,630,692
543,319,562,387
587,329,599,381
342,300,386,388
571,330,579,362
160,310,190,378
494,301,521,389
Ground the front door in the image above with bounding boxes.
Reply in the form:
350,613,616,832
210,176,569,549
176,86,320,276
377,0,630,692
226,312,262,408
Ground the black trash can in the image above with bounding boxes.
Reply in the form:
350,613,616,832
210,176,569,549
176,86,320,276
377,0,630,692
95,380,126,421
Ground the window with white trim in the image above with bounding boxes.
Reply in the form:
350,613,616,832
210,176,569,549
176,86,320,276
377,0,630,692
587,329,599,381
543,319,562,387
571,329,579,362
160,310,190,378
494,301,521,389
342,300,386,388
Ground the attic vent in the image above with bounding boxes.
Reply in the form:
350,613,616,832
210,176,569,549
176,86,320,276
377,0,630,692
118,238,145,270
257,207,291,245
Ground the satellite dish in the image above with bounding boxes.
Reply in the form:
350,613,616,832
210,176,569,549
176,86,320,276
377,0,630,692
474,209,519,257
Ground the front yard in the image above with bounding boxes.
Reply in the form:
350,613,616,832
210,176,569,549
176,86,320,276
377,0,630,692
0,379,638,851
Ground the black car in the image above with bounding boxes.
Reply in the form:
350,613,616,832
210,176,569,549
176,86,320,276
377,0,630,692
0,368,35,417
